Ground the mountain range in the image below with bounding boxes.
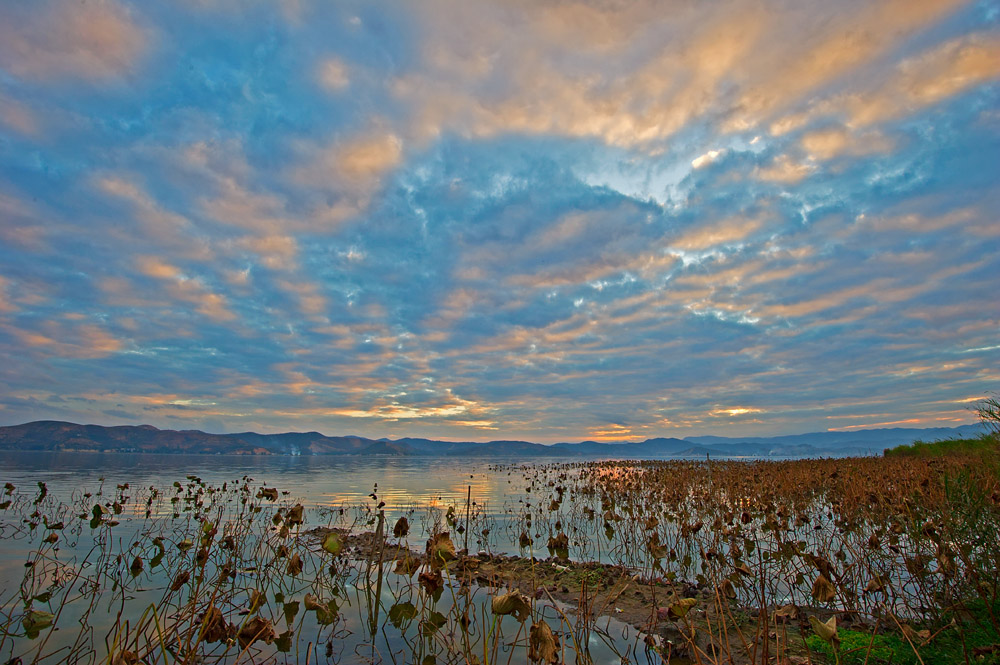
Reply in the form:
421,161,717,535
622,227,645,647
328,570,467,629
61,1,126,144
0,420,986,459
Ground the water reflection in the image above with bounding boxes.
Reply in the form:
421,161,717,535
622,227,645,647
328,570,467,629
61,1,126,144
1,452,527,514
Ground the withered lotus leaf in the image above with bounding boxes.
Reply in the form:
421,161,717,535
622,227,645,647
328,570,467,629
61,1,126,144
667,597,697,621
286,552,303,576
198,606,234,643
808,615,838,647
774,604,799,622
170,570,190,592
248,589,264,613
394,555,421,576
419,568,444,596
864,576,886,593
901,624,932,644
285,504,304,526
809,554,836,580
528,619,559,664
546,532,569,559
111,649,139,665
393,516,409,538
937,550,956,577
237,616,276,648
304,593,338,624
426,532,456,567
492,590,532,622
811,574,836,603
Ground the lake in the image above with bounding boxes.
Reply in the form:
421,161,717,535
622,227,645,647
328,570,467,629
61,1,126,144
0,451,658,665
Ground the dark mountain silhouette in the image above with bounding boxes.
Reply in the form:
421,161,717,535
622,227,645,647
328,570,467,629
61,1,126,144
0,420,267,455
0,420,985,458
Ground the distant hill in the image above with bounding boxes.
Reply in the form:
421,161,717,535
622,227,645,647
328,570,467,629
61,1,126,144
0,420,985,459
0,420,268,455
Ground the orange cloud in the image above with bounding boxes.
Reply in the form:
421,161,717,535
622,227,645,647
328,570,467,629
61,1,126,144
755,155,815,183
0,0,149,82
587,424,633,441
670,215,765,252
237,235,299,271
850,33,1000,127
97,176,213,261
800,127,892,161
387,0,967,152
136,256,237,322
4,320,122,359
294,130,403,194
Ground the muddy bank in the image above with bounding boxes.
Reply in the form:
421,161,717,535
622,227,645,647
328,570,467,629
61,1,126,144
304,527,850,663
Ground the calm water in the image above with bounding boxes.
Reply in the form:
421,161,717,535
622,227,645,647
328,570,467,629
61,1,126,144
0,451,654,665
1,451,525,507
0,451,566,555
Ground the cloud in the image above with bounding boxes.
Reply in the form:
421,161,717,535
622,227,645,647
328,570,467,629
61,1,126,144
800,127,892,161
754,155,815,183
691,150,726,169
2,319,122,359
294,130,403,189
0,96,40,136
317,58,350,91
0,0,150,82
670,214,766,252
236,236,299,271
0,0,996,439
763,32,1000,154
849,33,1000,127
0,192,50,252
381,0,973,153
97,176,214,260
136,257,237,322
275,278,327,317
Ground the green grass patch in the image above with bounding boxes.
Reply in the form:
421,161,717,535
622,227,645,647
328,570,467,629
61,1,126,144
807,629,913,665
883,433,999,458
807,600,1000,664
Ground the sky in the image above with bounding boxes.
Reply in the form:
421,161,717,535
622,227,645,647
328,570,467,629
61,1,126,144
0,0,998,443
